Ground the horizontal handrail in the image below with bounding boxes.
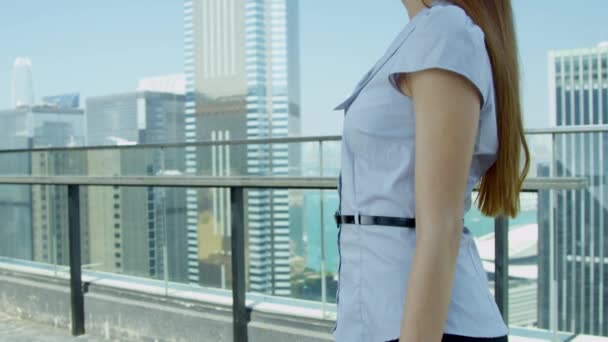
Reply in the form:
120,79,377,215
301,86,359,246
0,125,605,154
0,175,337,189
524,124,608,135
0,175,588,191
0,135,343,154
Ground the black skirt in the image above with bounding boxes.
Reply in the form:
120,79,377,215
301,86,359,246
386,333,509,342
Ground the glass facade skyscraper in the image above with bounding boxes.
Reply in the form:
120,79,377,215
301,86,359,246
538,44,608,335
85,91,188,281
184,0,301,294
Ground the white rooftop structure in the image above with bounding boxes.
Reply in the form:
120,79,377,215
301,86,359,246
137,74,185,95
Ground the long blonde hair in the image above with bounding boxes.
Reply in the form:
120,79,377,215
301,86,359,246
424,0,530,218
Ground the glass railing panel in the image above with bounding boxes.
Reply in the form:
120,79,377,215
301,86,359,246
320,140,341,178
285,189,339,304
191,186,234,290
0,183,34,261
506,192,541,329
84,186,163,280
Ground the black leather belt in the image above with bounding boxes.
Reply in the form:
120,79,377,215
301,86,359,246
334,211,416,229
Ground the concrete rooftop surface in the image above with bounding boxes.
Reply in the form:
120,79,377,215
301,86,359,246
0,313,106,342
2,312,608,342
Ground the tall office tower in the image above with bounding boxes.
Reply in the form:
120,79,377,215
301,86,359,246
12,57,35,108
538,43,608,336
184,0,301,294
0,105,86,263
86,91,188,281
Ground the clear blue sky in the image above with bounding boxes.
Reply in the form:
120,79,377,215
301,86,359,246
1,0,607,135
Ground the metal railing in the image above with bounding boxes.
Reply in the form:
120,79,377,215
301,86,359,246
0,175,588,341
0,125,603,340
0,124,604,155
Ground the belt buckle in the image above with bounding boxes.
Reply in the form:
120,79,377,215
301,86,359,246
355,213,361,225
359,214,372,225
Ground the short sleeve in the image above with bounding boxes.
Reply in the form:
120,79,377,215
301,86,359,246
387,5,491,108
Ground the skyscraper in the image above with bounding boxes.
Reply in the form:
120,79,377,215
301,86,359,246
184,0,301,294
538,43,608,335
85,91,188,281
12,57,35,108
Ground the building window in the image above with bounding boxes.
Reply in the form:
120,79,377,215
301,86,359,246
114,233,120,239
115,252,121,258
115,243,121,248
115,262,121,268
114,204,120,209
114,214,120,219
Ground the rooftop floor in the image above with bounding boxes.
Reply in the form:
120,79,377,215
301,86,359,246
0,313,106,342
3,312,607,342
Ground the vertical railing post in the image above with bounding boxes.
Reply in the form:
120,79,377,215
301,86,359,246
494,215,509,325
67,184,85,336
319,140,327,318
230,186,248,342
163,243,169,297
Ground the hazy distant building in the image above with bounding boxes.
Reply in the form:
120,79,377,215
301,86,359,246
12,57,35,108
538,43,608,336
85,91,188,281
184,0,302,295
0,105,85,263
42,93,80,109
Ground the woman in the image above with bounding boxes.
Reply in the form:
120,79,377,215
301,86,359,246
332,0,530,341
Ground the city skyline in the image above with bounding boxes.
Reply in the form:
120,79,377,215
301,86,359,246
1,3,608,338
1,1,608,136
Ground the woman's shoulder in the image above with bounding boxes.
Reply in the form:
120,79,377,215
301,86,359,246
386,3,493,108
415,3,485,48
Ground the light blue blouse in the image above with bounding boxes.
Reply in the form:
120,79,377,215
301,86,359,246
332,1,509,341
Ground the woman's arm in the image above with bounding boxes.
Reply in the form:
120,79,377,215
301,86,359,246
398,68,482,342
